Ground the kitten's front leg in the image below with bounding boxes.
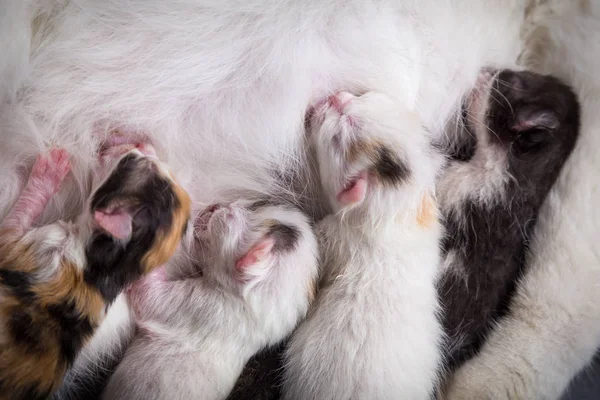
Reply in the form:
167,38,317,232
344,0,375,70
0,148,71,234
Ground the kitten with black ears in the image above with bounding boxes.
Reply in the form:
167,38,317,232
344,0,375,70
0,138,191,400
437,68,580,372
283,91,444,400
102,200,319,400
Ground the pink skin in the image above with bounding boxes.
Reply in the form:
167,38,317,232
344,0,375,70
98,131,158,167
234,237,275,283
94,209,133,240
1,148,71,234
99,142,157,166
337,171,368,206
308,91,356,129
94,133,159,239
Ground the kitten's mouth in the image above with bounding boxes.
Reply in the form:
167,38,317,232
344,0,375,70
99,132,157,164
337,171,368,204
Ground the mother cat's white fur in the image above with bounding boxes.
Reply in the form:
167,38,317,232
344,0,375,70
2,1,599,399
444,2,600,399
0,0,524,219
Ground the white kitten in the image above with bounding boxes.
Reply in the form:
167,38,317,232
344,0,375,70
102,201,319,400
283,91,444,400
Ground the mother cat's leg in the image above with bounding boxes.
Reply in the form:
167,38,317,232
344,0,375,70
445,2,600,399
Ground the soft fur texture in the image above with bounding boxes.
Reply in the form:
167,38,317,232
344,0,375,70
0,3,522,393
282,91,444,400
2,1,599,399
0,0,524,225
444,1,600,399
437,68,580,372
51,294,134,400
102,201,319,400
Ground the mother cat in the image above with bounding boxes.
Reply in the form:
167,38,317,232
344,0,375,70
0,1,598,399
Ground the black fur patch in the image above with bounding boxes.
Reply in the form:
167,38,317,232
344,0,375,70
439,197,533,369
0,269,36,303
227,341,287,400
439,69,580,372
247,199,279,212
85,153,180,303
46,301,95,365
268,223,300,253
1,380,49,400
8,309,46,353
373,146,410,186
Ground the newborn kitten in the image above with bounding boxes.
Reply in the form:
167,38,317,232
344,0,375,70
437,69,580,372
283,91,444,399
0,140,191,400
51,293,135,400
102,200,319,400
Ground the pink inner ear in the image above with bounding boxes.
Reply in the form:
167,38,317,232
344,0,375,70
337,174,368,205
94,209,133,240
235,238,275,273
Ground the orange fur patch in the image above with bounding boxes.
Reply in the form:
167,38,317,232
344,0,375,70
0,238,73,397
141,182,191,273
416,193,437,229
34,260,105,327
0,231,105,398
306,277,318,305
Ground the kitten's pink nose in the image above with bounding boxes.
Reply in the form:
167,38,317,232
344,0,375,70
136,143,157,159
328,92,354,113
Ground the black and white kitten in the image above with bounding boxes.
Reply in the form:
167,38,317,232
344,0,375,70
437,68,580,372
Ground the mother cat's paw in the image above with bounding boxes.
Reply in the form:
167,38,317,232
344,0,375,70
443,354,531,400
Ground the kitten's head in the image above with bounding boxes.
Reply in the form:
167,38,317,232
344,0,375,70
193,200,319,331
83,138,191,303
307,91,440,220
464,69,580,187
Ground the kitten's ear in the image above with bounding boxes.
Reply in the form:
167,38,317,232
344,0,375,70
337,174,368,206
234,238,275,283
94,209,133,240
512,106,560,132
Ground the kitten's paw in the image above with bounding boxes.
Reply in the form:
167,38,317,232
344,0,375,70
30,148,71,194
443,356,528,400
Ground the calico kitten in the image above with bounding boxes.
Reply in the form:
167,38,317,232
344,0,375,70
437,69,580,372
0,139,191,400
283,91,444,399
102,200,319,400
51,293,134,400
226,341,287,400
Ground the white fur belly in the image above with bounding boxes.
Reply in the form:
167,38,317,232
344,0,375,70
0,0,524,221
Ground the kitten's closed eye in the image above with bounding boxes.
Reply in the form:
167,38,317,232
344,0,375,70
510,107,560,153
514,129,549,153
